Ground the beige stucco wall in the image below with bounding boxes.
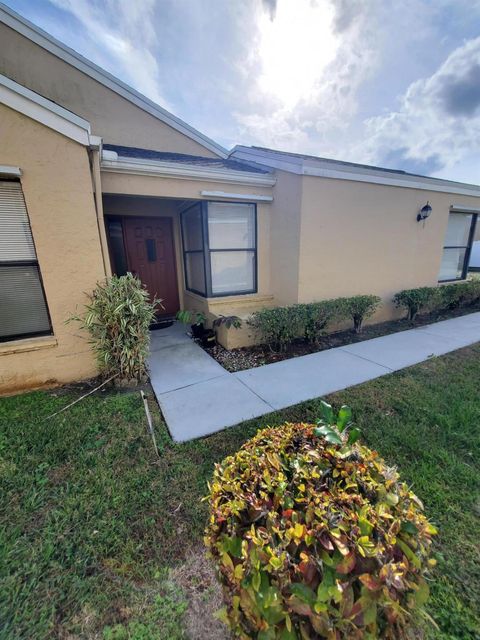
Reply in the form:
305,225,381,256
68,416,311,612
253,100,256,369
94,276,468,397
0,23,219,157
269,169,303,305
0,104,105,394
297,175,480,322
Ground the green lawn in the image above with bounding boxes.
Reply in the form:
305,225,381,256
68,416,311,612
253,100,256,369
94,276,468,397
1,345,479,639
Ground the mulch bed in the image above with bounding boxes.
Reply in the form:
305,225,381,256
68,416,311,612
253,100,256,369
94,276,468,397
203,302,480,373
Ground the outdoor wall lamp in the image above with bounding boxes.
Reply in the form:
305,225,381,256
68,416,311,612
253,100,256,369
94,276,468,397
417,201,432,222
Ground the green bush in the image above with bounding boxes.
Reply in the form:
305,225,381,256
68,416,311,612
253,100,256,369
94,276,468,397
248,296,382,350
69,273,159,382
247,306,303,351
343,295,382,333
300,300,345,343
440,280,480,309
393,287,440,321
205,416,437,639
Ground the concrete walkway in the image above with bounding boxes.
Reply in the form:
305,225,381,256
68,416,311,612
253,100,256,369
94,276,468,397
149,312,480,442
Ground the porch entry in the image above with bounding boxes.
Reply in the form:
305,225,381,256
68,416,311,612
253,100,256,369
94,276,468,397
110,216,180,317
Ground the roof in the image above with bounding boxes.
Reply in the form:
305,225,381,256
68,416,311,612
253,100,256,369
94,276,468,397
0,2,227,158
250,146,434,178
230,145,480,198
103,144,270,174
101,144,276,188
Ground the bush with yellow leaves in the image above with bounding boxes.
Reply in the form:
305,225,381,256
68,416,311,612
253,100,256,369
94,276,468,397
204,406,437,639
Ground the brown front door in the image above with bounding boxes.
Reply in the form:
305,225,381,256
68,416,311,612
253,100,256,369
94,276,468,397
123,216,180,317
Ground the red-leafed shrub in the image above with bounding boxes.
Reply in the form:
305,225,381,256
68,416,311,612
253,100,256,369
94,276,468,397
205,413,437,639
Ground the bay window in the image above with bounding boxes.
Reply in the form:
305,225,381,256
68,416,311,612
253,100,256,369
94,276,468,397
0,180,51,341
438,211,478,282
181,201,257,297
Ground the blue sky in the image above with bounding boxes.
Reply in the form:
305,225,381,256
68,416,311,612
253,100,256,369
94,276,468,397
5,0,480,183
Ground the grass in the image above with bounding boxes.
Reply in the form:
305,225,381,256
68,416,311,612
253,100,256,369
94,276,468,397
1,345,479,639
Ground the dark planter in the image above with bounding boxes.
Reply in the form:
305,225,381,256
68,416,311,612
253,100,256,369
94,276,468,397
201,329,216,348
191,323,205,338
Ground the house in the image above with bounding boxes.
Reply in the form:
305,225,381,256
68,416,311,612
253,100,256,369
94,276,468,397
0,4,479,395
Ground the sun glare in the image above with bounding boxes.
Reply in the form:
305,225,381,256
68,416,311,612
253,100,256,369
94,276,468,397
258,0,338,108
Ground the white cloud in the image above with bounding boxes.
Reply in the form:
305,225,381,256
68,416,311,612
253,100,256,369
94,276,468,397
360,36,480,176
9,0,480,182
256,1,339,108
232,0,380,155
48,0,171,108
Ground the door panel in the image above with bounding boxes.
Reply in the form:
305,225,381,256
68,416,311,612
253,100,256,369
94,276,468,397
123,217,180,317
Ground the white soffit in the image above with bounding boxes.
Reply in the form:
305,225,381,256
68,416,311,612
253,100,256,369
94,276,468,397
101,155,276,187
0,3,228,159
231,146,480,198
0,73,91,145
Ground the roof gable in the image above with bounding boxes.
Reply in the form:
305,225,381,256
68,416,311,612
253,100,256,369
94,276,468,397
0,3,227,158
0,73,92,145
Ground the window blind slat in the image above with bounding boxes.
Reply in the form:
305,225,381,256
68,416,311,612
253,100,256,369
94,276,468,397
0,180,37,261
0,265,51,338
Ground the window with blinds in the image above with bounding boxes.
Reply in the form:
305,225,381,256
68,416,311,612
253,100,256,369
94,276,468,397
0,180,51,341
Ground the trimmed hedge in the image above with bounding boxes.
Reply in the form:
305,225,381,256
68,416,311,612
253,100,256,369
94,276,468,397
248,295,381,350
392,287,440,321
248,281,480,351
394,280,480,320
205,420,437,639
344,295,382,334
439,280,480,309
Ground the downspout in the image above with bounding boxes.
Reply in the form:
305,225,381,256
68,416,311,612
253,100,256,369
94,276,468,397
89,136,112,277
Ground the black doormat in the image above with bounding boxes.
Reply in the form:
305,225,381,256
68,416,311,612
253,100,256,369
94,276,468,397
150,319,174,331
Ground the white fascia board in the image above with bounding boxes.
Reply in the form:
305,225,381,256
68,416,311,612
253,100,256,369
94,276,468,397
302,165,480,197
0,3,228,159
200,190,273,202
101,156,277,187
0,74,91,145
0,165,21,176
231,146,480,197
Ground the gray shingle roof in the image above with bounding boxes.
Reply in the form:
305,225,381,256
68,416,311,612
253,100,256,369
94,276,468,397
103,144,270,174
249,146,478,187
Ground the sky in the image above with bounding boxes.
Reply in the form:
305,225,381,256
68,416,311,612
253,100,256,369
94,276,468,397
5,0,480,184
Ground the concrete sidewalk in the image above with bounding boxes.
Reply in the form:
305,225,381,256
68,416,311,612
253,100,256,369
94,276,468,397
149,312,480,442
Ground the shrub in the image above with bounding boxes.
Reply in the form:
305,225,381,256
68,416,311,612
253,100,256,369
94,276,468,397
248,295,385,348
247,306,304,351
205,411,437,639
393,287,440,321
69,274,159,382
176,309,207,326
300,300,344,343
440,280,480,309
213,315,243,330
467,278,480,303
343,295,382,333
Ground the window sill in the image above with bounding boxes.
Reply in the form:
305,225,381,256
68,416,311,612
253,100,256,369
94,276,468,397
0,335,57,356
185,290,274,306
